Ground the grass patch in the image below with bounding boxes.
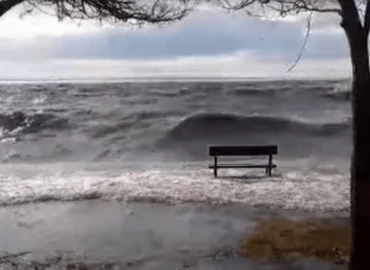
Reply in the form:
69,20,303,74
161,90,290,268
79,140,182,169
239,217,350,266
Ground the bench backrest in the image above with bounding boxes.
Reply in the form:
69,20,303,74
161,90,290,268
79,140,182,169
209,145,278,156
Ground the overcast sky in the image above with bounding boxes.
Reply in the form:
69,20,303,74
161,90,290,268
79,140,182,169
0,4,350,80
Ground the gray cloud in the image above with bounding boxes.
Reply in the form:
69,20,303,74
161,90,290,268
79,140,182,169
0,8,351,81
17,10,345,62
305,31,348,59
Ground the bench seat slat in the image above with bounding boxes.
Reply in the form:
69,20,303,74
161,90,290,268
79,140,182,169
209,164,277,169
209,145,278,156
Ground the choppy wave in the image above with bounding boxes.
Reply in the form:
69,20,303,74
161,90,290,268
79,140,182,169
229,87,280,96
320,81,351,101
28,85,49,92
321,89,351,101
0,111,69,134
160,113,350,142
0,80,353,212
152,113,351,160
148,87,190,97
0,79,352,162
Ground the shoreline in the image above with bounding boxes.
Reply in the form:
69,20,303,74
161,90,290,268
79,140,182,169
0,162,350,212
0,200,349,269
0,197,351,217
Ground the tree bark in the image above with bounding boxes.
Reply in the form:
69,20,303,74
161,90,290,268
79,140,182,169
341,3,370,269
0,0,24,18
349,57,370,270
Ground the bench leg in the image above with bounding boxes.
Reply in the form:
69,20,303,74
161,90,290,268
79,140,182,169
268,154,273,177
214,156,218,177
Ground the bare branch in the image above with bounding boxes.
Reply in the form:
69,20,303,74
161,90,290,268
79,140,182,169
45,0,192,24
217,0,341,15
287,11,312,72
1,0,194,24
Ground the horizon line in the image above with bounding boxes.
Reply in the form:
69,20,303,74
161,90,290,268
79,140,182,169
0,75,351,84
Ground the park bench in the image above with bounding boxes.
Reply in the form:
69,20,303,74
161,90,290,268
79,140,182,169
208,145,278,177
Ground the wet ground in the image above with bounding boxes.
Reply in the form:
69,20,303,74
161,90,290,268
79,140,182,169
0,200,349,269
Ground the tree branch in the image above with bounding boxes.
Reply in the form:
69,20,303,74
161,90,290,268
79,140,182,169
0,0,24,17
287,11,312,72
218,0,341,15
0,0,194,23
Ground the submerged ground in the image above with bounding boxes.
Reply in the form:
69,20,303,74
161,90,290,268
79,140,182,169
0,200,349,270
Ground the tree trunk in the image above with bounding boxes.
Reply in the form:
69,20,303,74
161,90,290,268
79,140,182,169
343,17,370,270
0,0,24,18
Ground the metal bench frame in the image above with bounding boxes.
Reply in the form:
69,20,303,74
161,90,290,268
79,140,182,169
208,145,278,177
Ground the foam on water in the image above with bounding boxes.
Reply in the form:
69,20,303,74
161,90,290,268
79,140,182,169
0,163,349,212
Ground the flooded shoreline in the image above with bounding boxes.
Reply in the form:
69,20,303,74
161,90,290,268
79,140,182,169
0,200,349,269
